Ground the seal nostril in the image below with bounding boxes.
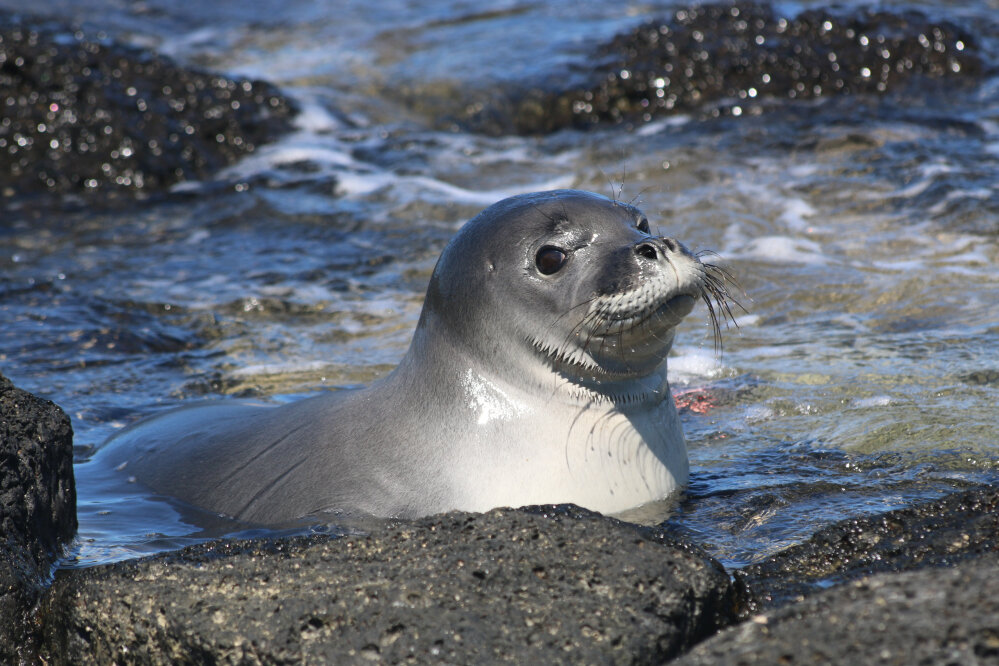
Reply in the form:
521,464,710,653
635,242,658,260
662,237,679,253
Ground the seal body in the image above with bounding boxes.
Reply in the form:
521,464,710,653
98,190,710,525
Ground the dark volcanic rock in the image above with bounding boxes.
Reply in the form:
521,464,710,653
0,373,75,664
739,486,999,611
674,555,999,666
459,2,984,134
38,507,738,665
0,12,296,204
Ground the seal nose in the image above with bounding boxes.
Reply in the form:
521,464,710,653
634,237,682,261
635,242,659,260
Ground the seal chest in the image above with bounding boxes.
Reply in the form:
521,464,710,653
98,189,730,524
448,367,690,514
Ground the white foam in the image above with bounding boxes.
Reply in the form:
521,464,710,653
902,161,955,192
397,174,576,207
156,27,229,60
668,347,725,383
777,198,817,232
292,100,343,134
231,360,329,378
744,405,773,423
734,313,761,327
635,115,693,136
728,235,829,265
227,134,358,175
928,187,994,215
185,229,210,245
334,171,396,197
851,395,892,409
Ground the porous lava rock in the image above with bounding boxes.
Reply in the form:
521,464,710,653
0,12,295,204
0,373,75,664
455,2,983,134
675,555,999,665
739,486,999,611
38,507,739,665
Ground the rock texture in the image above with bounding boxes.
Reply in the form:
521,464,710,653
0,373,76,665
739,486,999,611
0,12,296,204
452,2,983,134
675,555,999,665
38,507,738,665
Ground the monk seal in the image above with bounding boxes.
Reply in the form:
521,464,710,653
96,189,733,525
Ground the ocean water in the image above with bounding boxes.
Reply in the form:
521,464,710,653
1,0,998,569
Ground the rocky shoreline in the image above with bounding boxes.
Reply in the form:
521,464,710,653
2,373,997,664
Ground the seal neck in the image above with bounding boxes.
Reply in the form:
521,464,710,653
397,313,671,410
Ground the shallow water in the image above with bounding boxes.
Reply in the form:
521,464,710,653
2,0,998,569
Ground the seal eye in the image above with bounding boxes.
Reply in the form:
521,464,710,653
637,218,651,234
536,246,568,275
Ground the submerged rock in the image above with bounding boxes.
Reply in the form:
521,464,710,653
456,2,984,134
0,13,296,204
675,555,999,665
0,373,75,664
38,507,738,665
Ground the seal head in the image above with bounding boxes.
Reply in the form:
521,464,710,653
421,190,704,398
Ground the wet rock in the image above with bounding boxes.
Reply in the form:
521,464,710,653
0,12,296,205
0,373,76,664
674,554,999,665
962,369,999,386
38,507,738,665
456,2,984,134
738,486,999,611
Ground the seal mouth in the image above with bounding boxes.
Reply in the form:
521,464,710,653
654,292,697,322
591,289,697,336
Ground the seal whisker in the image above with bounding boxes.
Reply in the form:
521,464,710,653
702,263,745,322
627,185,650,208
528,201,560,225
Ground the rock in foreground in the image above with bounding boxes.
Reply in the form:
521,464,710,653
0,373,75,664
675,554,999,665
39,507,738,664
740,486,999,611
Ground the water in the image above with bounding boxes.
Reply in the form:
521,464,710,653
2,0,998,570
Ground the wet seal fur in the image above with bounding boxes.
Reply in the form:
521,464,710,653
97,190,734,525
